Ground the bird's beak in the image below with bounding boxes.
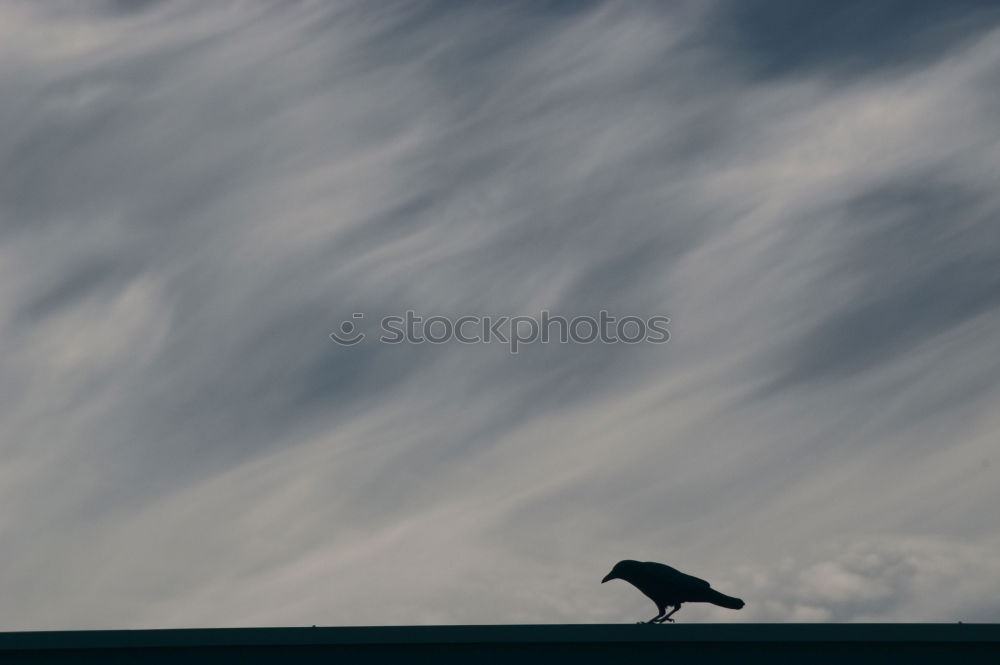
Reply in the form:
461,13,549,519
601,573,615,583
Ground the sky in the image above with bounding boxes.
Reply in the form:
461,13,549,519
1,0,999,628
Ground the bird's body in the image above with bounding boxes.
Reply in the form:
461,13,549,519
601,560,744,623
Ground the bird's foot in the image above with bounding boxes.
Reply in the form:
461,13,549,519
666,618,675,623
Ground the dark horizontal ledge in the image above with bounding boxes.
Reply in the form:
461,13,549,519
1,623,998,651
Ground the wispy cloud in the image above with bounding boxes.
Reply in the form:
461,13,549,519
1,1,998,628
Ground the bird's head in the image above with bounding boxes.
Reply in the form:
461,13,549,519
601,559,641,584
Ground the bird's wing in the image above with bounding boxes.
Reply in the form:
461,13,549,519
643,562,712,590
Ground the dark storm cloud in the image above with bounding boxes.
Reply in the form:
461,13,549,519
705,0,1000,79
765,176,1000,393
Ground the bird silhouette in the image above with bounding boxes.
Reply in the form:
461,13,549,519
602,560,745,623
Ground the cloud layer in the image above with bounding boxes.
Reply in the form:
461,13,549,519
1,1,999,628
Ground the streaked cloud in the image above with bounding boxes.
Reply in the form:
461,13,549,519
1,0,998,628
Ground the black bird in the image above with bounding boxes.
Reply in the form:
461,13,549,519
602,560,745,623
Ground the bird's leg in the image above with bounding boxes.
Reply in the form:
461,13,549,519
661,604,682,623
641,606,668,624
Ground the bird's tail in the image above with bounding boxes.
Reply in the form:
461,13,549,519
706,589,745,610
